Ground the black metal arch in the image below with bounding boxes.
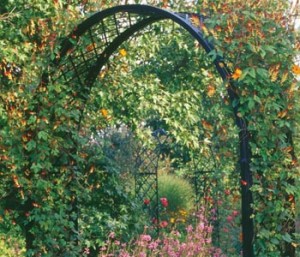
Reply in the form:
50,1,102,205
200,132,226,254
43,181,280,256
55,5,228,77
50,5,253,257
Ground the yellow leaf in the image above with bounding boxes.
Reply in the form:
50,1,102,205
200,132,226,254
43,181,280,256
281,70,288,84
99,69,107,79
89,165,95,174
269,64,280,82
218,61,225,68
119,48,127,57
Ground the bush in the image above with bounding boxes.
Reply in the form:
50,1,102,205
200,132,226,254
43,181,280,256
158,174,194,223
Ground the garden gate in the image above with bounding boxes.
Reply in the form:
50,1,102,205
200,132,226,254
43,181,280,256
48,5,253,256
134,128,169,232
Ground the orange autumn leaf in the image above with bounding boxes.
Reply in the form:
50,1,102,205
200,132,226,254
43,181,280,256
190,14,209,35
291,158,298,166
277,109,288,118
190,14,201,27
201,120,213,131
282,146,293,153
12,175,21,188
100,108,108,118
207,85,216,97
86,43,96,52
215,25,222,32
292,64,300,75
232,68,242,80
288,194,294,202
4,69,12,80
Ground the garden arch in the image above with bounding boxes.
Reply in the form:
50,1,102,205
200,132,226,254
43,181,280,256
48,4,253,256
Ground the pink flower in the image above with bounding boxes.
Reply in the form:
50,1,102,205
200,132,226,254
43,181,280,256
119,250,130,257
143,199,150,205
186,225,193,233
160,197,168,207
148,241,159,250
205,238,212,244
160,220,168,228
226,215,233,222
172,230,181,237
232,210,239,217
140,234,152,242
224,189,231,195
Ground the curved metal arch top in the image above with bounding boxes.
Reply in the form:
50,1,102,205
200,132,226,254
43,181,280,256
53,4,231,92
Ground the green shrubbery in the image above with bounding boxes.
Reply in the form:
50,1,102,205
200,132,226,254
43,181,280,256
157,174,194,228
158,174,194,213
0,234,24,257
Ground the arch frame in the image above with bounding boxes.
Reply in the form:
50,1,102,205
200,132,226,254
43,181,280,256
50,5,254,257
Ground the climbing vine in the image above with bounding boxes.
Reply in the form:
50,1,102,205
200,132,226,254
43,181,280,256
198,0,300,255
0,0,299,256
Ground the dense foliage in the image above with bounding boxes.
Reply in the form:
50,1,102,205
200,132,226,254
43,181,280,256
0,0,299,256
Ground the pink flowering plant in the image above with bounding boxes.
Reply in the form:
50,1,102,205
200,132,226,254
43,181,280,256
214,188,242,255
98,207,227,257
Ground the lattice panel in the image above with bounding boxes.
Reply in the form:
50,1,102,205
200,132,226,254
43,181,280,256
54,12,153,88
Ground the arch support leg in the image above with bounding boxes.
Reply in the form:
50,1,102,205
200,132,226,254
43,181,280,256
240,129,254,257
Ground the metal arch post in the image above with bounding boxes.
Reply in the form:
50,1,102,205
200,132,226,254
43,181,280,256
226,82,254,257
238,118,254,257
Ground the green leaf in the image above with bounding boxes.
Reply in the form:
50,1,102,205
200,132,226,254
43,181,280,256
282,233,292,243
26,140,36,151
38,131,48,140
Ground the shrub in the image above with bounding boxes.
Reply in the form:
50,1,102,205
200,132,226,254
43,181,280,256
158,174,194,216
